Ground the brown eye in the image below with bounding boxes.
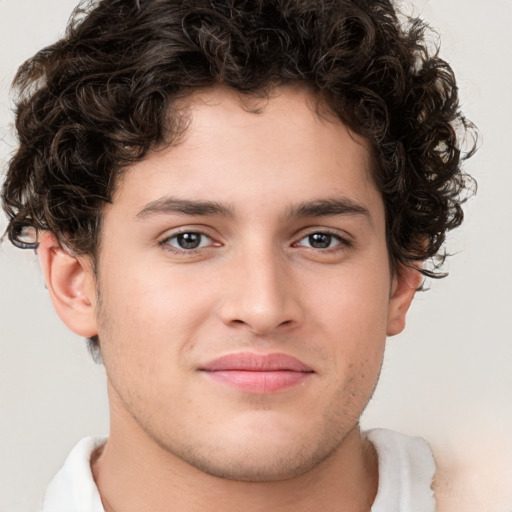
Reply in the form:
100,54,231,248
308,233,333,249
297,232,343,249
166,232,211,250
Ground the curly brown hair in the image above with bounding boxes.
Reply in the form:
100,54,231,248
2,0,476,277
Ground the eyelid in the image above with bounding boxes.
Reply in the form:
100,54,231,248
168,232,212,248
155,225,354,255
158,227,221,253
157,224,218,241
293,227,353,247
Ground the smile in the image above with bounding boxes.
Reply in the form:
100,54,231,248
199,352,315,394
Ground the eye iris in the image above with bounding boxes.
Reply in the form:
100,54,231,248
177,233,202,249
309,233,332,248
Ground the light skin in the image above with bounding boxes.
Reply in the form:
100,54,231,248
38,85,421,512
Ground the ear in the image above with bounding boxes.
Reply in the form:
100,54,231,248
37,232,98,337
386,264,423,336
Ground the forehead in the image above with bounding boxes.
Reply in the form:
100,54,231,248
176,85,372,167
108,85,381,222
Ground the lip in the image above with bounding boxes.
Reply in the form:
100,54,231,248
199,352,315,394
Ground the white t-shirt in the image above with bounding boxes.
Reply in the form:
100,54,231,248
40,429,436,512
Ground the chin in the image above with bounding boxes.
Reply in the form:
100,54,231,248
183,445,331,482
169,424,348,483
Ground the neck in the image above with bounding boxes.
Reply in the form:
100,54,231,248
92,390,378,512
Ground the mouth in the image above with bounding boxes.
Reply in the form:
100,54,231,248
199,352,315,394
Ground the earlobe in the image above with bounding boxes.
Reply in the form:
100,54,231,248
37,232,98,337
386,264,423,337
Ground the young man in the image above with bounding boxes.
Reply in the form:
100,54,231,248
1,0,476,510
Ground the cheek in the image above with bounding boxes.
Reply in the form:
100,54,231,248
302,264,390,388
101,258,207,326
95,261,219,377
310,266,391,339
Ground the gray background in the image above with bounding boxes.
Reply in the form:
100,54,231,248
1,0,511,510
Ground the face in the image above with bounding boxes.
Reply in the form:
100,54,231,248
85,86,408,481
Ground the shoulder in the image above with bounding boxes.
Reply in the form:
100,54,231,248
40,436,106,512
365,428,436,512
432,445,512,512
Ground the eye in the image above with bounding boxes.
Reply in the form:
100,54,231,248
296,232,347,250
164,232,213,251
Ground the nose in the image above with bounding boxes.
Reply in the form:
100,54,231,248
218,247,303,335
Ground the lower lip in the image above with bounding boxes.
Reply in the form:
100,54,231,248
202,370,313,394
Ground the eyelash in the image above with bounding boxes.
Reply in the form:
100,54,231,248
158,229,352,255
293,230,352,251
159,231,217,254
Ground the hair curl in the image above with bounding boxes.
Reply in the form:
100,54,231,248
2,0,476,348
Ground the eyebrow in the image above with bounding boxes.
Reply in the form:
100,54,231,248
287,198,371,220
136,197,234,220
135,196,370,222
